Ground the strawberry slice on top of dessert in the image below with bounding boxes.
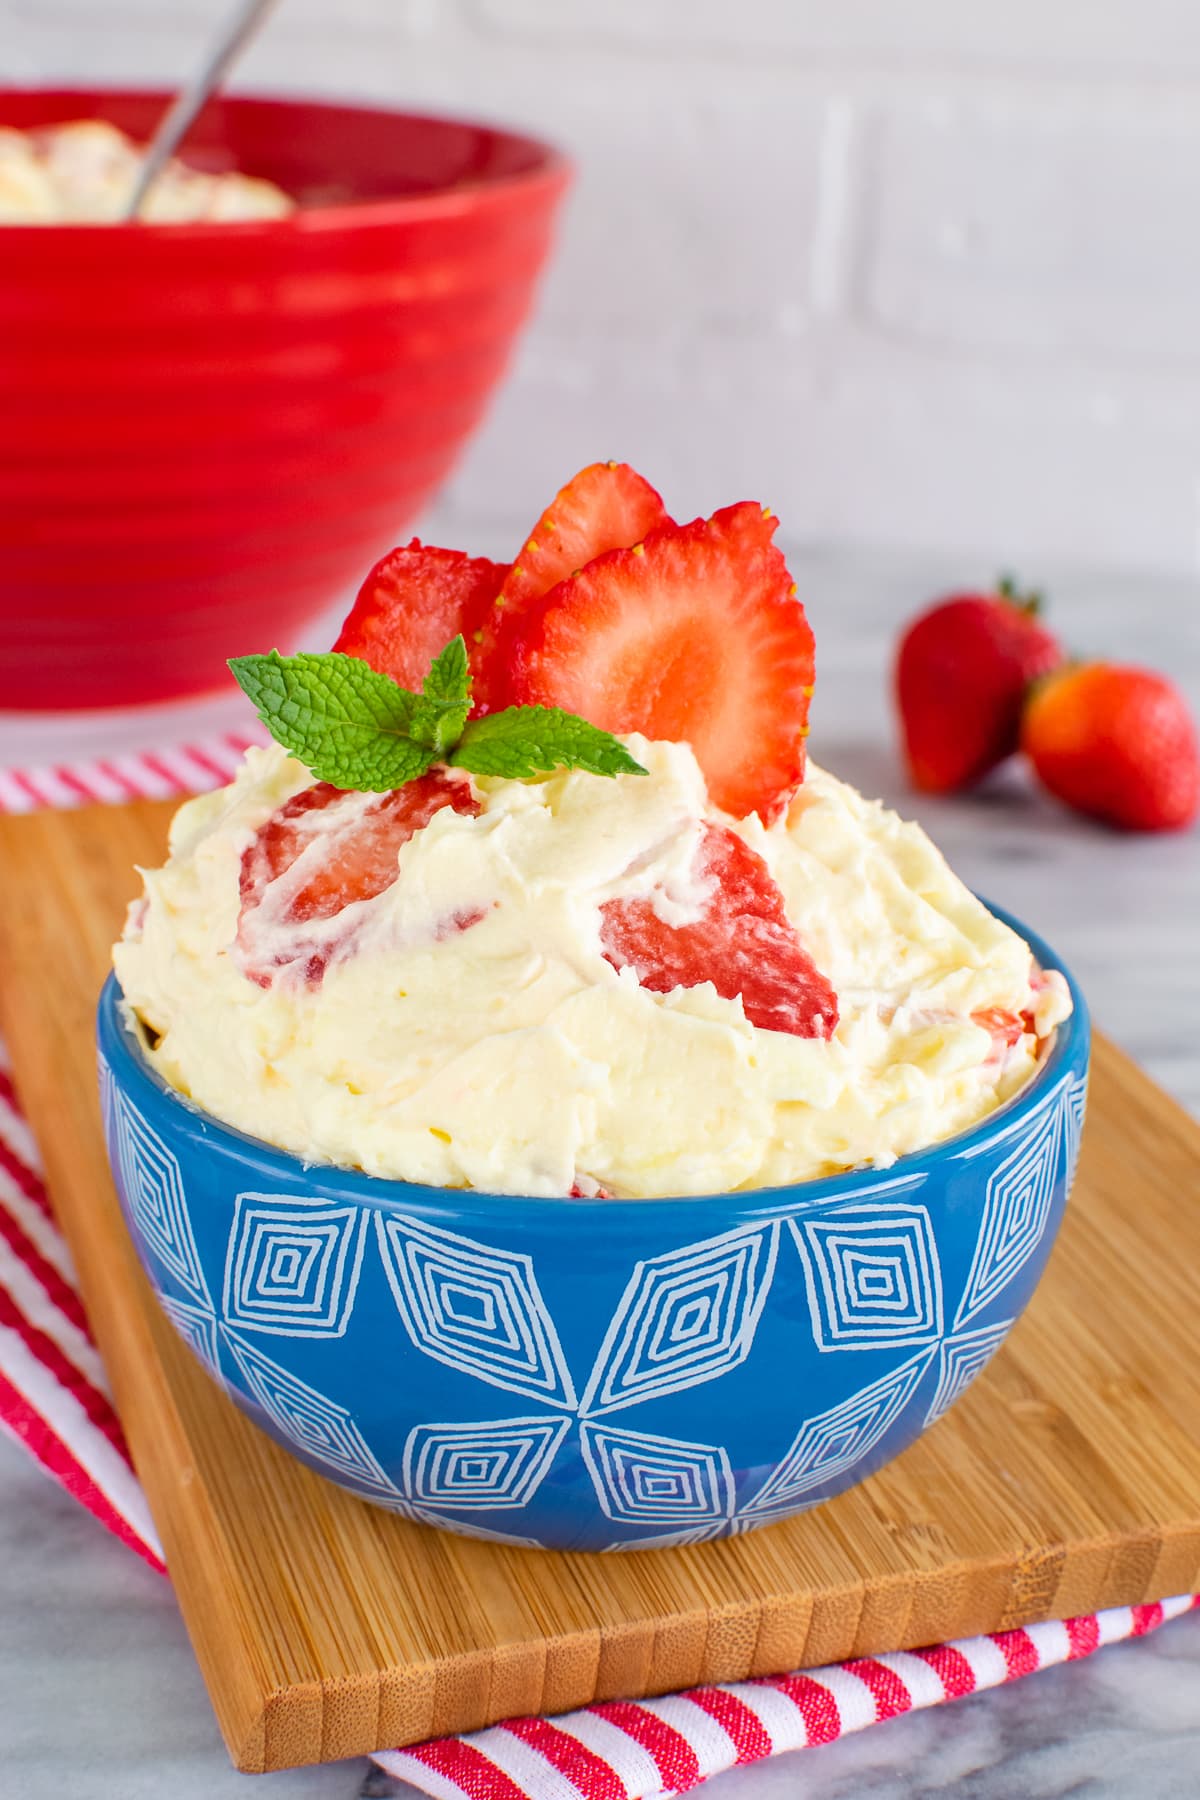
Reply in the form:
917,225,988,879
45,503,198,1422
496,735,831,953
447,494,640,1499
496,501,815,824
230,464,832,1033
474,460,671,711
329,467,817,827
495,460,670,617
335,541,508,697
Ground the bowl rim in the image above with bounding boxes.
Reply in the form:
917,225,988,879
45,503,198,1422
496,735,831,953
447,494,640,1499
98,898,1091,1223
0,85,571,238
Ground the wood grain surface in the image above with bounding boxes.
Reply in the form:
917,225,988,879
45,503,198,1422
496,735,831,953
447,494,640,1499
0,797,1197,1775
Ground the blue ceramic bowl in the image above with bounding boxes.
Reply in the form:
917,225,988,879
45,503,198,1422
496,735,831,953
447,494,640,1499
96,907,1089,1553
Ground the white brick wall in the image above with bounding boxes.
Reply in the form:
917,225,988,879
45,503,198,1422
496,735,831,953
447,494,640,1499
10,0,1200,579
863,99,1200,359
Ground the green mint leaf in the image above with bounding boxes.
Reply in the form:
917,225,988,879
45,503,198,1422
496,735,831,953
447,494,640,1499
407,693,471,757
401,638,472,753
423,635,471,705
450,706,648,780
228,651,435,790
229,643,643,796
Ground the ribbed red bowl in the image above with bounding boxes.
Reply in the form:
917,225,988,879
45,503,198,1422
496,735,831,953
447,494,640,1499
0,88,569,710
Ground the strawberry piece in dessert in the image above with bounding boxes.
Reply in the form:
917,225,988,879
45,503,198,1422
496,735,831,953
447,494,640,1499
971,1006,1034,1050
970,1006,1039,1071
334,540,508,694
236,772,480,987
499,502,815,823
600,823,839,1039
477,461,670,708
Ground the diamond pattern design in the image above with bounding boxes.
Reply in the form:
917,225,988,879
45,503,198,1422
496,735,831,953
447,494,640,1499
375,1214,575,1407
159,1293,220,1375
110,1091,210,1308
790,1203,942,1351
580,1422,734,1526
100,1010,1077,1546
740,1350,932,1519
403,1416,569,1511
223,1328,395,1494
924,1320,1013,1427
97,1053,116,1143
1062,1073,1088,1191
955,1091,1062,1328
409,1512,544,1547
581,1222,779,1413
600,1524,728,1553
222,1193,369,1338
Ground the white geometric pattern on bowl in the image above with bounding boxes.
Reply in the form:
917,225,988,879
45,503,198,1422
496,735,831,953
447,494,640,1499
790,1195,944,1352
222,1327,398,1497
108,1082,211,1309
101,1056,1082,1545
579,1221,780,1413
375,1213,577,1408
738,1348,933,1523
158,1293,222,1375
924,1318,1014,1428
579,1422,735,1526
954,1091,1062,1329
403,1416,571,1511
223,1192,370,1339
1062,1073,1088,1193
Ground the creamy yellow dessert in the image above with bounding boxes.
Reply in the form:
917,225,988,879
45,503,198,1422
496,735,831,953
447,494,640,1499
0,119,293,223
114,738,1070,1200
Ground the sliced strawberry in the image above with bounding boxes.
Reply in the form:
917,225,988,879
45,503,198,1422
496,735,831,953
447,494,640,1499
334,540,508,695
972,1007,1023,1047
971,1006,1036,1053
500,461,670,613
236,772,480,987
501,502,814,822
476,461,670,710
600,823,838,1038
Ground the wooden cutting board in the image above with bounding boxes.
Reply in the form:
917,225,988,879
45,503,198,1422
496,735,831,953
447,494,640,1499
1,797,1198,1774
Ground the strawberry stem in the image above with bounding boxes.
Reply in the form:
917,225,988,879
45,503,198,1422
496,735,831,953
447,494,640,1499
997,572,1044,616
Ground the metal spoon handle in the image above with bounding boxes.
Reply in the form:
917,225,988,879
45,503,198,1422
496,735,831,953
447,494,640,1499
125,0,281,219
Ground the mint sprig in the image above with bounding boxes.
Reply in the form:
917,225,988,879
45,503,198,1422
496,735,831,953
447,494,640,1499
422,635,469,705
411,638,471,758
227,651,436,789
450,707,647,779
229,637,647,792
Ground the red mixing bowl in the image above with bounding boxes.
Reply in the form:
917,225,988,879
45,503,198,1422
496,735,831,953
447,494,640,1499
0,88,569,710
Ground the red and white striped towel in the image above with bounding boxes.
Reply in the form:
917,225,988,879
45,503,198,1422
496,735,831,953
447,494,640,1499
0,729,262,815
0,736,1196,1798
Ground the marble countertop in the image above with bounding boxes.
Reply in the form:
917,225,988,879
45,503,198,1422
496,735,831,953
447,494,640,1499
1,540,1197,1798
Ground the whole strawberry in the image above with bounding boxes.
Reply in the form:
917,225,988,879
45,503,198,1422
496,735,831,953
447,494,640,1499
895,579,1063,793
1022,662,1200,832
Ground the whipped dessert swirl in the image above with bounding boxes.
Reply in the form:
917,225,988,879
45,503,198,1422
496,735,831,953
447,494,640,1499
115,738,1069,1199
113,464,1073,1199
0,119,292,223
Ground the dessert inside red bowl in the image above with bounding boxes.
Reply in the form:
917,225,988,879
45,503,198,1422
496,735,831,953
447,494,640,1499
113,463,1072,1200
0,87,568,711
0,117,293,221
